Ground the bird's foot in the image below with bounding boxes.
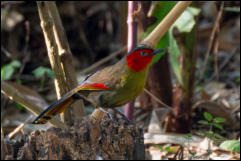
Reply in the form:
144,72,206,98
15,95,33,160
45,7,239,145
99,107,119,125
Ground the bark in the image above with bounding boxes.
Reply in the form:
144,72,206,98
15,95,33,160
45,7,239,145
1,115,144,160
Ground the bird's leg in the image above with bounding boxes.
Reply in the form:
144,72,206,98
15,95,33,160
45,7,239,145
73,94,119,124
73,93,98,107
99,107,119,124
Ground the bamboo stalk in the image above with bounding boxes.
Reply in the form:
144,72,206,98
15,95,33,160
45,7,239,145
45,2,86,118
37,2,72,125
140,1,192,48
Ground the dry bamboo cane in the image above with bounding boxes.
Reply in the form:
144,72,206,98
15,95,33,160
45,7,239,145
37,2,73,125
140,1,192,48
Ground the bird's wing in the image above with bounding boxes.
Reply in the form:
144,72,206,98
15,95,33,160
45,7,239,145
32,82,111,124
32,60,127,124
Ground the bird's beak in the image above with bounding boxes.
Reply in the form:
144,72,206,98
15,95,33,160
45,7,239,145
150,49,164,56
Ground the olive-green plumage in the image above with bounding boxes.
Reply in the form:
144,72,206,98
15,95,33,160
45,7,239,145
32,46,163,124
87,59,148,108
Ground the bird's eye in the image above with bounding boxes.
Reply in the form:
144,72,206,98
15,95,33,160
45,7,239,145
140,51,147,56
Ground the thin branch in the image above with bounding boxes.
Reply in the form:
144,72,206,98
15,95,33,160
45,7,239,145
213,32,220,80
8,116,32,139
199,2,224,81
79,46,127,75
143,88,172,109
1,81,67,129
208,47,239,82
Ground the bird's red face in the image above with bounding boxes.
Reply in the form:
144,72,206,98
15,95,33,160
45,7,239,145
126,46,163,72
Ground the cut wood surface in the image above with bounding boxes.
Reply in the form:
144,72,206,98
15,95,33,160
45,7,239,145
1,114,144,160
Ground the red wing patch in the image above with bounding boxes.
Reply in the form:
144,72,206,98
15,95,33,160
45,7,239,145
80,83,110,90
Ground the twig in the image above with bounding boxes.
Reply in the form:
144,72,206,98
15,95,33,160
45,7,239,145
37,2,72,125
1,46,12,58
1,1,24,8
200,2,224,81
79,46,127,75
208,47,239,82
8,116,32,139
143,88,172,109
213,34,219,80
1,81,67,129
140,1,192,48
16,21,31,81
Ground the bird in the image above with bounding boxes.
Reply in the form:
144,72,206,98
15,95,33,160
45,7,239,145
32,46,163,124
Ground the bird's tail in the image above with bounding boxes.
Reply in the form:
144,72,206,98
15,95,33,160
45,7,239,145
32,83,110,124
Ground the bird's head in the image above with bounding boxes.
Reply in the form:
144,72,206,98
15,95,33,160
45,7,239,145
126,46,163,72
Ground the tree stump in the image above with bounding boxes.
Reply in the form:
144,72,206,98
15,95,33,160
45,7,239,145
1,115,145,160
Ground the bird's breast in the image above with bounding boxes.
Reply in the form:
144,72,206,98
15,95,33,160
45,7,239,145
91,69,148,108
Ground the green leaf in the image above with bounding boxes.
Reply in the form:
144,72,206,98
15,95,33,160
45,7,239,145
45,68,54,79
213,123,223,130
32,66,46,78
32,66,54,79
1,60,21,80
142,1,177,64
1,65,14,80
168,6,200,87
213,133,224,140
236,77,240,83
10,60,21,68
165,147,175,153
172,7,200,33
185,133,192,139
220,140,240,153
198,120,209,125
204,112,213,121
206,131,215,140
168,30,183,86
154,144,163,151
15,102,26,111
213,117,226,123
195,85,204,92
224,7,240,13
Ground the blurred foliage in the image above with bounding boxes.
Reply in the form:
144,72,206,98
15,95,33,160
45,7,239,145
220,140,240,153
15,102,26,111
224,6,240,12
169,6,200,86
32,66,54,79
1,60,21,80
32,66,54,91
142,2,200,87
142,1,176,64
198,112,226,141
154,144,175,153
236,77,240,83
